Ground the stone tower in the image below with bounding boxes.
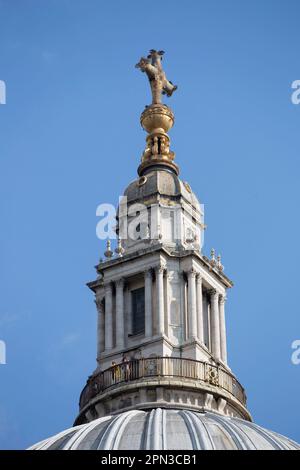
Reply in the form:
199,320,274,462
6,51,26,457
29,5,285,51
74,50,251,425
29,51,300,451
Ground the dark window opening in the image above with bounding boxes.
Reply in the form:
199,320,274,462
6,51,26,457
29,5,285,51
131,287,145,335
135,222,149,240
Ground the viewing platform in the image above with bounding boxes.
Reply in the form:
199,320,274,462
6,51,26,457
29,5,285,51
75,356,250,425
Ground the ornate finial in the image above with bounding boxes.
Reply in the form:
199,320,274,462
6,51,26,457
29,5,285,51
136,50,179,177
115,238,125,257
145,225,150,240
135,49,177,105
104,239,113,259
210,248,216,267
217,254,224,272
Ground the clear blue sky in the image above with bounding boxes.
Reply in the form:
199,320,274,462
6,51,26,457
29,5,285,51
0,0,300,449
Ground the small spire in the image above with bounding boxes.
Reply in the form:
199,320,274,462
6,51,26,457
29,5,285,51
210,248,216,267
115,238,125,257
145,225,150,240
104,239,113,259
217,254,224,272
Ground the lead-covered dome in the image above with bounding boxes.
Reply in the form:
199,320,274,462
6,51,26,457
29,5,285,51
123,169,201,211
28,409,300,450
117,169,204,253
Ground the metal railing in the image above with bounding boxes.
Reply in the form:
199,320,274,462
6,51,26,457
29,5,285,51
79,357,247,409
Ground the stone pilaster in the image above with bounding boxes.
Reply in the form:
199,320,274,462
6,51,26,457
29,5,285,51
196,274,204,344
156,265,165,336
144,269,153,338
95,296,105,359
210,289,221,361
219,294,227,364
179,271,187,342
104,283,113,351
188,269,197,340
164,271,171,338
115,278,125,349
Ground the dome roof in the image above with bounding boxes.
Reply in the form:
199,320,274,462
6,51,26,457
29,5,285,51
28,409,300,450
123,169,201,211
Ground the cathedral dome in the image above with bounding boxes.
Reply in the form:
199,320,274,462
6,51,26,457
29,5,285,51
28,409,300,450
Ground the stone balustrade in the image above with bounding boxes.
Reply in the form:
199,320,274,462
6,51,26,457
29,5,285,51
79,356,246,410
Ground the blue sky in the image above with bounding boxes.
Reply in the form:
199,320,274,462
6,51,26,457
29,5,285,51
0,0,300,449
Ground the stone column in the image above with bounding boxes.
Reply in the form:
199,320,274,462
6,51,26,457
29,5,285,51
180,271,187,342
115,278,125,349
144,269,153,338
187,269,197,340
210,289,221,361
164,271,171,338
95,296,105,359
196,274,204,344
104,283,113,351
124,286,130,341
219,294,227,364
156,265,165,336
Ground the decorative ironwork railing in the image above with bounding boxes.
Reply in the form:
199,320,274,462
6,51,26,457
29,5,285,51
79,357,247,409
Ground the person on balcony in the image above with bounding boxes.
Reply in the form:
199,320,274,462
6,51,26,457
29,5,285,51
111,361,117,384
122,355,130,381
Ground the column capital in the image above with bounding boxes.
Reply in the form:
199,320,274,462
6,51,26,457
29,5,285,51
104,282,113,293
188,268,197,278
144,268,153,279
208,288,217,296
155,263,166,275
115,277,125,288
219,294,227,304
196,273,202,283
95,297,104,312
